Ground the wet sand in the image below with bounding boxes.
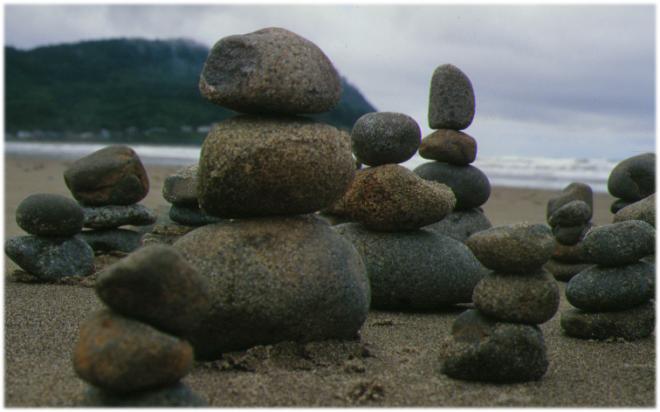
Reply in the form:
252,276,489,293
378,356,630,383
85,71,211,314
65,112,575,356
4,155,654,407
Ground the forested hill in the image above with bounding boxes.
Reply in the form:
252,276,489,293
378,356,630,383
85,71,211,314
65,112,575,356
5,38,377,144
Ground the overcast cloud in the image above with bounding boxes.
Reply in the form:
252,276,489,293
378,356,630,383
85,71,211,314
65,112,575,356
5,4,655,160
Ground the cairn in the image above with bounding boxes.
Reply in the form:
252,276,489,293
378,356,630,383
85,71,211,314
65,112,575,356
413,64,492,242
442,223,560,382
608,153,655,213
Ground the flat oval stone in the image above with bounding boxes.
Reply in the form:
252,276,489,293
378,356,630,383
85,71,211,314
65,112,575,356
424,208,492,242
610,199,632,214
198,115,355,218
548,200,592,227
79,229,142,253
547,182,593,220
614,194,655,227
16,193,83,236
466,223,554,273
608,153,655,201
560,301,655,340
200,27,341,114
553,222,591,246
544,259,593,282
64,145,149,206
566,262,654,312
350,112,420,166
419,129,477,165
441,310,548,383
73,310,193,394
414,161,490,210
428,64,475,130
335,223,487,309
162,164,198,207
174,215,370,360
473,270,560,324
169,205,223,227
5,235,94,280
340,164,456,231
582,220,655,266
82,204,157,229
80,383,206,407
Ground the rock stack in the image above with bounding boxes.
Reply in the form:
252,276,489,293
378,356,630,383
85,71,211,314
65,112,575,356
162,164,222,227
168,27,370,361
73,245,208,406
5,193,95,280
64,146,156,254
334,112,488,310
607,153,655,213
413,64,492,242
442,223,560,382
544,182,595,281
561,220,655,340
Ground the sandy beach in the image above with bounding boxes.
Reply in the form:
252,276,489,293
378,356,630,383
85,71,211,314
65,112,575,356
4,155,654,407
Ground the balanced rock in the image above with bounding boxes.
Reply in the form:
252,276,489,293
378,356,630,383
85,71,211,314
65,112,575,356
547,182,593,219
428,64,475,130
607,153,655,201
80,383,206,407
544,259,593,282
350,112,421,166
414,161,490,210
5,235,94,280
465,223,554,273
424,208,492,242
79,229,143,253
614,194,655,227
64,146,149,206
340,164,456,231
16,193,83,236
174,215,370,360
200,27,341,114
582,220,655,266
73,310,193,394
552,222,591,246
162,164,198,207
335,223,487,309
418,129,477,165
561,301,655,340
548,200,592,227
82,204,157,229
169,205,223,226
198,115,355,218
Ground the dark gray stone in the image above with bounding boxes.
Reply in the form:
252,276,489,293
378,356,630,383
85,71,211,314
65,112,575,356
552,222,591,246
64,145,149,206
465,223,554,273
16,193,83,236
418,129,477,165
428,64,475,130
335,223,487,310
608,153,655,201
162,164,199,207
423,208,492,242
441,309,548,383
169,204,223,226
83,204,157,229
80,383,206,407
79,229,142,253
551,240,588,263
350,112,421,166
414,161,490,210
610,199,632,214
200,27,341,114
173,215,370,360
566,262,654,312
614,194,655,227
548,200,592,227
544,259,593,282
547,182,593,220
561,301,655,340
582,220,655,266
198,115,355,218
5,235,94,280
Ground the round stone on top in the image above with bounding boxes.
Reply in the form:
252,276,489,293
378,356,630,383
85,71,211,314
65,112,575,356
16,193,84,236
428,64,475,130
200,27,341,114
351,112,421,166
608,153,655,201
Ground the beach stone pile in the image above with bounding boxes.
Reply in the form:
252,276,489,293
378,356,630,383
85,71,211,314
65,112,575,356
333,111,488,309
607,153,655,214
561,220,655,340
162,164,222,227
544,182,595,281
168,27,370,360
5,193,95,280
413,64,492,242
73,245,207,406
442,223,560,382
64,146,156,254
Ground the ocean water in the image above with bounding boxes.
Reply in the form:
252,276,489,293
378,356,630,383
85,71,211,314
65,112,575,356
5,141,618,193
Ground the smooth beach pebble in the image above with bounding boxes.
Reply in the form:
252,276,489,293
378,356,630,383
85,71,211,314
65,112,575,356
64,145,149,206
350,112,421,166
79,383,206,407
174,215,370,360
548,200,592,227
82,204,157,229
473,270,560,325
423,208,492,243
552,222,591,246
335,223,487,310
73,310,193,394
582,220,655,266
16,193,84,236
169,204,223,226
546,182,593,220
414,161,490,210
560,301,655,340
441,309,548,383
5,235,94,280
418,129,477,165
340,164,456,231
198,115,355,218
200,27,341,114
607,153,656,201
565,262,654,312
544,259,593,282
614,194,655,227
465,223,554,273
162,164,199,207
428,64,475,130
79,229,143,253
95,245,212,338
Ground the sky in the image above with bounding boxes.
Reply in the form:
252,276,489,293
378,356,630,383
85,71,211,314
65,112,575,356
4,3,656,160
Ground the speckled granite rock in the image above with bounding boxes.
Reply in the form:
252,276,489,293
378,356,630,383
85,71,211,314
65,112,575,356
544,259,593,282
418,129,477,165
561,301,655,340
82,204,157,229
16,193,83,236
582,220,655,266
428,64,475,130
350,112,421,166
